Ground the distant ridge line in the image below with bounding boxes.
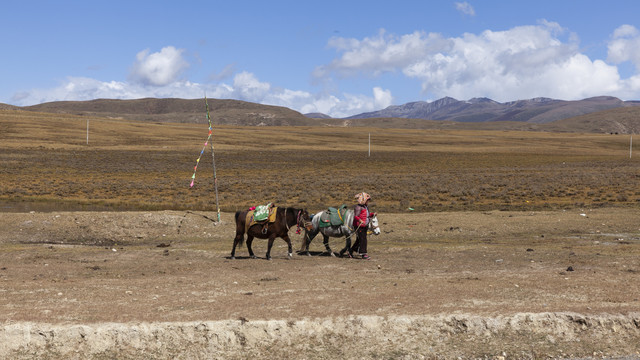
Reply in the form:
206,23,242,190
346,96,640,124
2,96,640,133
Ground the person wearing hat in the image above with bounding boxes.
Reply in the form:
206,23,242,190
351,192,372,260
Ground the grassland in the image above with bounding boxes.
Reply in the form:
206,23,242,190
1,109,639,213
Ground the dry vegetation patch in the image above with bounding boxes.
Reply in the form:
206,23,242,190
1,110,639,213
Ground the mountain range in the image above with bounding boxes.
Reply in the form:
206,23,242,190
345,96,640,124
2,96,640,133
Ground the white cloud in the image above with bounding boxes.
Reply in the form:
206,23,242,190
12,77,140,104
314,30,450,78
250,78,391,118
318,22,640,102
129,46,189,86
608,25,640,69
455,2,475,16
311,88,392,118
373,87,393,108
232,71,271,101
10,68,389,118
12,21,640,120
612,24,639,38
300,95,340,115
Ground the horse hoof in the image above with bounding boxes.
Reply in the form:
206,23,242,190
305,252,311,257
250,255,257,259
288,253,293,259
330,252,336,257
230,256,235,260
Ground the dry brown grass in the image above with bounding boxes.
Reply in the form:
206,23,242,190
2,109,639,213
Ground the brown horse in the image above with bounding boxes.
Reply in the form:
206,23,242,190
231,207,312,260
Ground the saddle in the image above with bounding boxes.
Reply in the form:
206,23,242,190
318,204,348,228
246,203,278,234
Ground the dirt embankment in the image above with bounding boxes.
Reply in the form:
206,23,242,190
3,313,640,359
1,208,640,359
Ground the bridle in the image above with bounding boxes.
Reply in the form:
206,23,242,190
349,213,380,236
284,208,311,234
367,216,380,235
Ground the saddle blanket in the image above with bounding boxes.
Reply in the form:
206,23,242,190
319,204,347,228
246,205,278,233
254,203,273,221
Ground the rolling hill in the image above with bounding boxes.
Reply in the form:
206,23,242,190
542,106,640,134
22,98,319,126
2,96,640,133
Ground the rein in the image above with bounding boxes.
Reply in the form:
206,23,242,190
284,208,305,234
345,215,378,238
295,210,302,234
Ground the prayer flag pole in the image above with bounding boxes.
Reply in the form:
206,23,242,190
189,95,221,222
206,96,221,222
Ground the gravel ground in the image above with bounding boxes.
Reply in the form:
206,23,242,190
1,207,640,359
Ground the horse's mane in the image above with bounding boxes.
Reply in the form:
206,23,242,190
271,206,300,216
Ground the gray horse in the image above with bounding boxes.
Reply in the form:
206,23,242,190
298,209,380,257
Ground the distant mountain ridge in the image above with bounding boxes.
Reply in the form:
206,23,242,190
20,98,319,126
347,96,640,123
2,95,640,133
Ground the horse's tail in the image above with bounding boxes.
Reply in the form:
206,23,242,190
234,210,245,246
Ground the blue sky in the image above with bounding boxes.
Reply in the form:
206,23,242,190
2,1,640,117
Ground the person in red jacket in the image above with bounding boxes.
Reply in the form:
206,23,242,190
352,192,372,260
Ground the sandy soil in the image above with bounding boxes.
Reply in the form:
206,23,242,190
1,207,640,359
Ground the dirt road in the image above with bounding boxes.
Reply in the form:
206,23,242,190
1,207,640,359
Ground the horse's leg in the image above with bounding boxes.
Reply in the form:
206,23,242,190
231,213,245,259
265,234,276,260
246,235,256,259
231,233,242,259
282,234,293,259
340,235,353,258
322,234,335,257
350,235,359,256
300,231,317,256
